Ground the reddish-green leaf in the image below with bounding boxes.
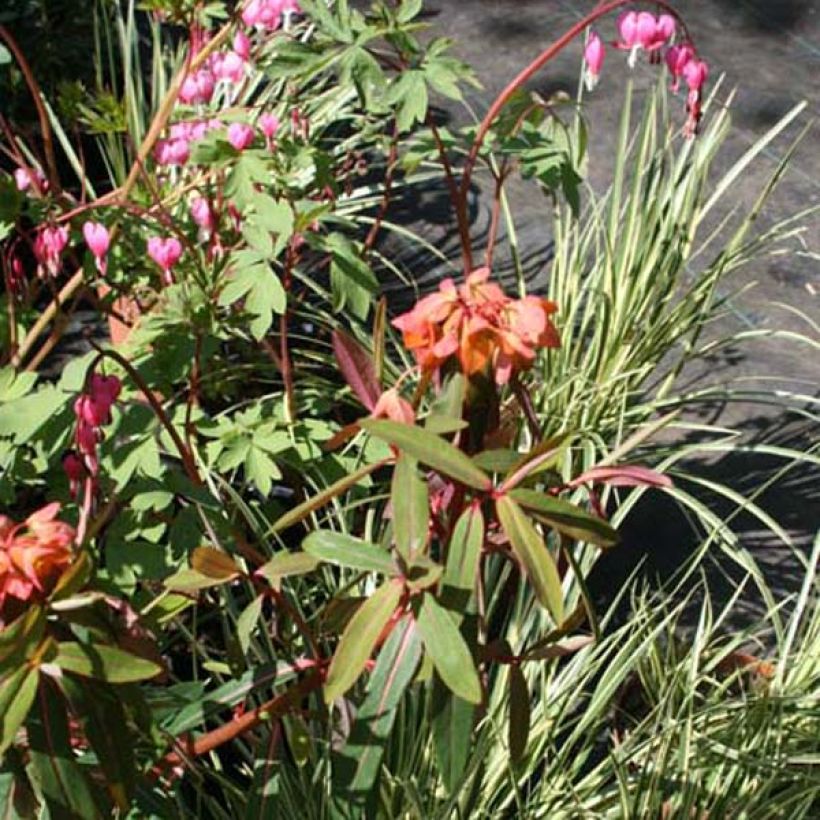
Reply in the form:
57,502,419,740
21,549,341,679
415,595,481,704
501,432,572,491
191,546,242,580
303,531,396,575
496,495,564,624
325,580,403,704
508,665,530,765
271,460,383,533
360,419,491,491
54,642,163,683
392,454,429,559
332,329,381,411
510,488,619,547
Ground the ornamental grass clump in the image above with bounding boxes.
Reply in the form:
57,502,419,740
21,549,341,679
0,0,816,816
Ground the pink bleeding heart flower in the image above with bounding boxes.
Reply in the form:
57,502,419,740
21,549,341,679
583,32,605,91
665,43,696,91
650,14,676,50
62,452,85,499
191,197,215,239
148,236,183,284
214,51,246,84
33,225,69,277
14,166,47,194
227,122,255,151
259,112,280,149
154,138,190,167
179,69,215,105
683,59,709,137
233,30,251,61
82,221,110,275
616,10,659,66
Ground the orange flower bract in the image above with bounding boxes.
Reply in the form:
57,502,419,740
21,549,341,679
392,267,560,384
0,503,75,615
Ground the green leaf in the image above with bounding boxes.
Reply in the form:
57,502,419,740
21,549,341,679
360,419,491,491
441,505,483,621
334,615,422,804
236,595,264,656
324,580,403,703
270,459,382,533
54,642,163,683
303,531,396,575
431,677,475,794
415,595,481,704
327,234,378,320
58,677,135,812
508,665,530,765
388,70,428,133
0,606,45,671
256,551,320,583
391,455,429,560
0,665,38,756
496,495,564,624
509,488,619,547
26,684,102,819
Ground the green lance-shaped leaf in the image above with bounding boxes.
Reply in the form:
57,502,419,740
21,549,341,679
324,580,403,704
496,495,564,624
236,595,264,656
0,665,39,756
303,531,396,575
54,642,163,684
392,454,429,560
508,665,531,765
256,551,320,583
415,595,481,704
443,504,484,592
58,677,136,812
360,419,491,491
270,460,383,533
334,615,422,805
26,683,102,819
510,488,619,547
0,605,45,672
431,677,475,795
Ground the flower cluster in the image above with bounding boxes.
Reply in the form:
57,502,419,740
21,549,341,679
64,372,122,496
584,9,709,136
33,225,68,278
242,0,301,31
0,503,75,617
393,267,560,385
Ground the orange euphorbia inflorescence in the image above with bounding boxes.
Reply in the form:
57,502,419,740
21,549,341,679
392,267,560,385
0,503,75,615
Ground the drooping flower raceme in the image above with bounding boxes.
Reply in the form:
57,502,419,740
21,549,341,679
82,221,110,275
393,267,560,386
0,503,75,616
71,372,122,478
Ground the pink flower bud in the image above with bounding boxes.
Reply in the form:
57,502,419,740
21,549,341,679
259,112,280,139
227,122,255,151
242,0,265,28
62,452,85,497
14,168,32,191
233,31,251,61
583,32,605,90
148,236,183,284
82,221,110,275
191,197,215,237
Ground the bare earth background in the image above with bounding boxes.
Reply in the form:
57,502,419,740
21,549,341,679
395,0,819,617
